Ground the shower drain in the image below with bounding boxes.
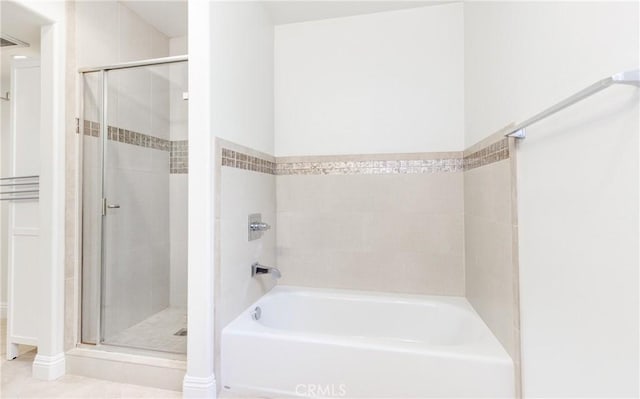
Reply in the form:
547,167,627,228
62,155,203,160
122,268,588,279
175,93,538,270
174,328,188,336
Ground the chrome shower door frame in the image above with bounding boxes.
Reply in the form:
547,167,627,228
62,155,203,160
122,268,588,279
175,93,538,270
78,55,188,348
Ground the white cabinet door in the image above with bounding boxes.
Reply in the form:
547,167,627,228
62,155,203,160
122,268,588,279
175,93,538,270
6,60,40,359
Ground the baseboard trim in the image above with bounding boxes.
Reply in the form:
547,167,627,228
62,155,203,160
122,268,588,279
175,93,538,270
183,374,217,398
66,347,185,391
32,353,66,380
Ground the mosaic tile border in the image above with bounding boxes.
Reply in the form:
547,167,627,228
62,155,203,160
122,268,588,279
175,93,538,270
82,119,188,174
220,148,464,176
171,140,188,174
83,120,171,151
276,158,463,175
221,148,276,175
217,138,511,176
463,138,509,171
107,126,172,152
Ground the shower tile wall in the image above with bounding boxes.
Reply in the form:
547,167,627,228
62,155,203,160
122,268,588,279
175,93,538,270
463,132,520,385
102,138,170,339
215,139,277,379
76,1,169,71
218,162,277,329
276,154,465,295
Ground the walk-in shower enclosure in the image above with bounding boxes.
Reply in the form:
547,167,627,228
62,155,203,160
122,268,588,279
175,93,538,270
80,57,188,354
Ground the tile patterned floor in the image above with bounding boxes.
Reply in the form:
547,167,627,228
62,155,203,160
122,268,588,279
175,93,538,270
105,308,187,354
0,320,182,398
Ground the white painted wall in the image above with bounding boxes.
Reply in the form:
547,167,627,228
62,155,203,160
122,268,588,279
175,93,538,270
465,2,639,397
210,2,274,155
274,3,464,156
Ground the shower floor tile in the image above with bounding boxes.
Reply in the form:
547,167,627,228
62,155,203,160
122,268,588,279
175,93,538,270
105,307,187,354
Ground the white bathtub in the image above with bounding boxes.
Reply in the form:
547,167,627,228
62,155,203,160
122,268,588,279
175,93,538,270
221,286,514,398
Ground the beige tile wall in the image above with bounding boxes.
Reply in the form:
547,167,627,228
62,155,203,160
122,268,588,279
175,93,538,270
276,172,465,295
463,136,521,392
218,167,277,329
214,139,277,388
464,160,515,349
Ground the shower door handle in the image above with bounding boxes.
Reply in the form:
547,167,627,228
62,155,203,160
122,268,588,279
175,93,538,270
102,198,120,215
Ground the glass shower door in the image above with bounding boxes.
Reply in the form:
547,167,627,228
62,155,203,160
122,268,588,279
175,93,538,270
81,60,188,354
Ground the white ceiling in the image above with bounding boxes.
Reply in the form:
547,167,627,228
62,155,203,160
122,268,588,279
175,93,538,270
0,1,45,82
120,0,188,38
264,1,456,25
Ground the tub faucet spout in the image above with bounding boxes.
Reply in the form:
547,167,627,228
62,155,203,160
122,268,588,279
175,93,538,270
251,262,281,279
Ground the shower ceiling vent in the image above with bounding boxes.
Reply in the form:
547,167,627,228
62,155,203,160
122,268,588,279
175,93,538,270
0,34,29,48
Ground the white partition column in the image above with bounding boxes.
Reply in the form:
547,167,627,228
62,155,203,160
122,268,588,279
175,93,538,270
183,0,216,397
32,17,67,380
